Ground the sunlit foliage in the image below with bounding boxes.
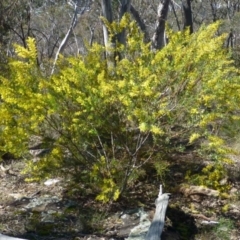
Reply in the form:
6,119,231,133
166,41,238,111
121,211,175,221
0,16,239,202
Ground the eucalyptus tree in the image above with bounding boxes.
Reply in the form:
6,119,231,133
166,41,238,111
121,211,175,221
100,0,172,52
0,0,93,70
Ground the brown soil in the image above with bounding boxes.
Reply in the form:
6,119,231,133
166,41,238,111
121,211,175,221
0,154,240,240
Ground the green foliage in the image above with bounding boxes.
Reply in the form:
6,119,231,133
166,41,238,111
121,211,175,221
0,17,240,202
214,217,234,240
185,163,231,192
196,217,235,240
153,157,169,182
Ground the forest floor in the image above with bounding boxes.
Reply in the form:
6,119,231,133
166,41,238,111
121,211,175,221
0,152,240,240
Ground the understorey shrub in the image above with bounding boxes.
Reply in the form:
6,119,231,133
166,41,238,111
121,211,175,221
0,16,240,202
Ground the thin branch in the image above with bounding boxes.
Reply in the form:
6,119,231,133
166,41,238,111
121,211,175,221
133,131,151,156
170,0,181,31
88,25,95,47
51,3,79,74
130,4,150,42
111,131,115,159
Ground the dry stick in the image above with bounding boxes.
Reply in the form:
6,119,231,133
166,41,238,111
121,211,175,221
145,185,170,240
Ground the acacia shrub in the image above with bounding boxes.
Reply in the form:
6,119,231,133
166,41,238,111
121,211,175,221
0,18,240,202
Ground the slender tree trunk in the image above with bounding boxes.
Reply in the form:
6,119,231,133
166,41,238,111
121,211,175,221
182,0,193,33
101,0,131,65
101,0,116,66
151,0,171,51
51,0,89,74
227,29,235,48
210,0,218,22
117,0,131,45
130,4,150,42
89,26,94,47
101,0,113,48
171,0,181,31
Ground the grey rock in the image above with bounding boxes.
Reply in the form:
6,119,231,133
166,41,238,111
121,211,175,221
126,209,151,240
0,234,27,240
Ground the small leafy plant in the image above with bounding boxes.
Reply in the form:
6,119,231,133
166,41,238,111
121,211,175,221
214,217,234,240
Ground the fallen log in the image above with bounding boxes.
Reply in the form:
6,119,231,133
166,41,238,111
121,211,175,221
145,185,170,240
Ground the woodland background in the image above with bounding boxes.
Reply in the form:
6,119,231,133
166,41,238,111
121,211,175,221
1,0,240,239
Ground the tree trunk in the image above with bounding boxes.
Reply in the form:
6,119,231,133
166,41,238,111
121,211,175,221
151,0,170,51
227,29,235,48
101,0,113,48
101,0,117,66
182,0,193,33
171,0,181,31
51,0,89,74
117,0,131,45
210,0,218,22
130,4,150,42
101,0,131,65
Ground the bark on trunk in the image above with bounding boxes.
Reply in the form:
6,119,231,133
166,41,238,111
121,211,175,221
227,29,235,48
151,0,170,51
101,0,131,65
101,0,113,48
117,0,131,45
51,0,89,74
130,4,150,42
101,0,117,66
182,0,193,33
171,0,181,31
